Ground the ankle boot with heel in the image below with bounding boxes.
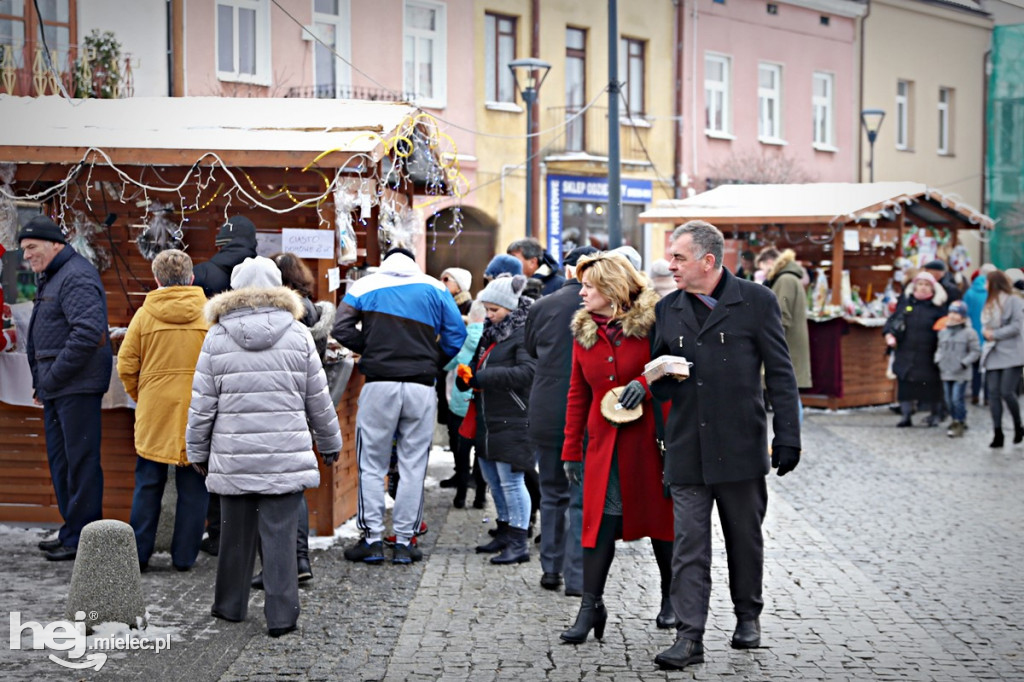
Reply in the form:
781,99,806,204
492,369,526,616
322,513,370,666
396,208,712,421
991,428,1005,448
560,593,608,644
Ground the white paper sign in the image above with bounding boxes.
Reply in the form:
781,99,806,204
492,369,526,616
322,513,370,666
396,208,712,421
281,228,335,259
843,229,860,252
255,231,282,257
327,267,341,292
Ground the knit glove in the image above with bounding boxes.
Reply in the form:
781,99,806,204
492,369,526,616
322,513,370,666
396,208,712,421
771,446,800,477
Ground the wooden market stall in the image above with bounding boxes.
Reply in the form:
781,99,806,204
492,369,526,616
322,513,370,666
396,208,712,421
0,95,452,534
639,182,994,409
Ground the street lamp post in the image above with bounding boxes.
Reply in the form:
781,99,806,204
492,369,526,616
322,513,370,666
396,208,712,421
508,57,552,239
860,109,885,183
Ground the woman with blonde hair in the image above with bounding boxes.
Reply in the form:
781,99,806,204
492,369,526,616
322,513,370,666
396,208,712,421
980,269,1024,447
560,252,675,644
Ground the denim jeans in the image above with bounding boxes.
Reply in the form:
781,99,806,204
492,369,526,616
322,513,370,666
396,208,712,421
130,457,210,568
478,459,530,530
942,380,967,423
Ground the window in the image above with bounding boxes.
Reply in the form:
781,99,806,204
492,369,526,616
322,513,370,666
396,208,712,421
485,12,516,104
312,0,351,98
404,0,446,107
216,0,270,84
812,71,834,148
704,53,730,134
0,0,76,94
0,1,26,74
565,27,586,151
938,87,953,155
758,63,782,141
896,79,912,150
619,37,645,117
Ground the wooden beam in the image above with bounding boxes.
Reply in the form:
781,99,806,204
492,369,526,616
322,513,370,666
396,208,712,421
0,146,374,169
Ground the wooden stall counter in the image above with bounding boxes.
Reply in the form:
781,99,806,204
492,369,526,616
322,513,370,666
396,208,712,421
800,316,896,410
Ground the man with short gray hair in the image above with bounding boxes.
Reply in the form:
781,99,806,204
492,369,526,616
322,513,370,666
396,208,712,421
507,237,565,296
118,249,210,571
644,220,802,669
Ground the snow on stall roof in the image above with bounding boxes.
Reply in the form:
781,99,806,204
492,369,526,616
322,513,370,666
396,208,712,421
638,181,992,228
0,95,418,156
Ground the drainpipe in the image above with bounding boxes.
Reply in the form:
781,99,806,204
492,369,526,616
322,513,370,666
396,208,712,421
980,47,991,264
690,0,698,181
530,0,541,240
673,0,684,198
166,0,174,96
858,0,872,182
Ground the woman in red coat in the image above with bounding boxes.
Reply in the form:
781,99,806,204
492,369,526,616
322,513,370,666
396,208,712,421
560,253,675,644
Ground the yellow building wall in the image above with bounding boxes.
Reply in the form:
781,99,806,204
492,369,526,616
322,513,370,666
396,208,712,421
474,0,678,256
862,0,991,208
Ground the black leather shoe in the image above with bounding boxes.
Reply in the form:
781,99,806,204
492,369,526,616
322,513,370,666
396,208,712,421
896,418,912,427
268,624,297,638
655,637,704,669
655,595,679,629
731,618,761,649
251,572,264,590
439,475,458,489
200,536,219,556
44,546,77,561
540,572,563,590
38,537,62,552
297,557,313,583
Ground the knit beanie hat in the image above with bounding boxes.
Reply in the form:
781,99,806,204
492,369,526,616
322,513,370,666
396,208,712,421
17,215,66,245
230,256,282,289
611,245,642,271
215,215,257,247
478,274,527,311
441,267,472,294
484,254,523,279
948,300,968,317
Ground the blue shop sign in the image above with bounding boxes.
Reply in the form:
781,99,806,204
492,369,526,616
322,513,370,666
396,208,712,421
546,174,652,264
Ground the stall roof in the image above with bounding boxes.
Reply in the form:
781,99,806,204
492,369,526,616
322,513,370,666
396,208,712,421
638,182,993,230
0,95,419,168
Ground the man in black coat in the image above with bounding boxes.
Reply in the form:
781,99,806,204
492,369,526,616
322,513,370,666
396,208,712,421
645,221,801,669
192,215,258,298
507,237,565,297
20,216,113,561
191,214,258,554
523,245,597,596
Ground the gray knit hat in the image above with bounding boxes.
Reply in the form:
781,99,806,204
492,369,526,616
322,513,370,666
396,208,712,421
230,256,282,289
478,274,527,311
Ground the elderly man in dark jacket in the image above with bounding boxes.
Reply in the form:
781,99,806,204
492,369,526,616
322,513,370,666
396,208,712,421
507,238,565,297
523,245,598,596
192,215,258,298
644,221,801,669
21,216,112,561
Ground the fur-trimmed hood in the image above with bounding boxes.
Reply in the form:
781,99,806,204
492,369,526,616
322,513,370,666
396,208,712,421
205,286,305,351
309,300,336,342
570,288,659,349
766,249,801,283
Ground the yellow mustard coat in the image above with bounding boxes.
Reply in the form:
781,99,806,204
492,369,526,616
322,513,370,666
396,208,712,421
117,285,209,465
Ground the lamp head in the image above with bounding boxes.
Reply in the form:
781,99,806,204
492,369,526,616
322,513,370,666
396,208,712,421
860,108,886,143
508,57,552,94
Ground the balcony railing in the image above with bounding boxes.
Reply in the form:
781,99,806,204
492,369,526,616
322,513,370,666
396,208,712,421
0,42,135,98
285,84,417,101
544,106,652,161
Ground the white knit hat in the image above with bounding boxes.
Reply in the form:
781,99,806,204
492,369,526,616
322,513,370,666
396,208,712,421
230,256,282,289
611,245,642,271
478,274,527,311
441,267,472,294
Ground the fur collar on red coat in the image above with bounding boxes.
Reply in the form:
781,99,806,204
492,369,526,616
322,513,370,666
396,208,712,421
570,288,659,349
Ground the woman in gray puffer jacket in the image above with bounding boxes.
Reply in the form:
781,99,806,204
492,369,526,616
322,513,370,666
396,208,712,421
186,256,341,638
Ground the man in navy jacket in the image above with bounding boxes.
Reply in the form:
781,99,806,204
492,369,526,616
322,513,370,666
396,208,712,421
21,216,112,561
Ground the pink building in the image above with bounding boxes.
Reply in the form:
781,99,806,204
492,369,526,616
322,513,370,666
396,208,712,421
681,0,865,190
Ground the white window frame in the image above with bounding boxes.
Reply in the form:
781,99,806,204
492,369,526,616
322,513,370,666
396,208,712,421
484,12,517,106
938,87,952,156
704,53,731,137
896,79,911,150
812,71,835,150
311,0,352,98
215,0,271,85
403,0,447,109
758,62,784,144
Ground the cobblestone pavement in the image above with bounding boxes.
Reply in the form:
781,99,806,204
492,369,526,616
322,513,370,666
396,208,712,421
1,402,1022,681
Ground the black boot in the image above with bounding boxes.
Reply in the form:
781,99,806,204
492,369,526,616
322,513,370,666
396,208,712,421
991,428,1005,448
490,527,529,564
452,482,467,509
656,595,678,629
439,475,458,489
1015,424,1024,444
475,521,509,553
560,593,608,643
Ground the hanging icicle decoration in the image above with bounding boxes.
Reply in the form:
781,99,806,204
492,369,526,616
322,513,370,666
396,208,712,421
67,210,110,271
0,163,19,250
333,180,360,265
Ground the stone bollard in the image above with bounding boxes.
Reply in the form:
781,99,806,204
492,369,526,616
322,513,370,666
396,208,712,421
66,519,147,634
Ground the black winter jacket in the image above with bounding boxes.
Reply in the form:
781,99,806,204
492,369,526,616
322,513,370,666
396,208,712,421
192,233,258,298
26,246,113,399
472,300,536,471
884,296,945,384
524,279,582,444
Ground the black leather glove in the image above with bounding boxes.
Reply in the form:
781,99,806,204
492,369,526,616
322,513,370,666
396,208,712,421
191,462,208,476
563,461,583,486
617,380,646,410
771,446,800,476
321,451,339,466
